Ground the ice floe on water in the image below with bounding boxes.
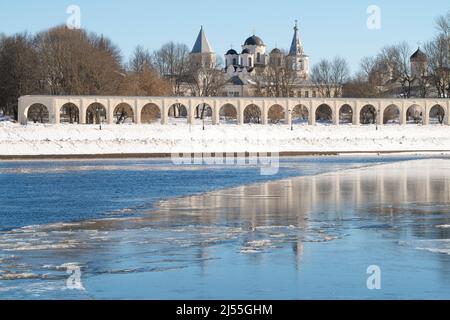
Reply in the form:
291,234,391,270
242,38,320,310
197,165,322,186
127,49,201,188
240,240,274,254
0,272,44,281
2,158,450,299
416,247,450,255
400,239,450,256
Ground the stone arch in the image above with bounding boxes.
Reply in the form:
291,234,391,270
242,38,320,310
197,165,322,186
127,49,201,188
27,103,50,124
114,103,134,124
360,104,377,125
292,104,309,125
406,104,424,124
244,104,262,124
141,103,161,124
315,104,333,123
219,104,238,124
86,103,107,125
383,104,400,124
168,103,188,124
429,104,445,125
268,104,286,124
195,103,213,124
339,104,353,124
60,103,80,124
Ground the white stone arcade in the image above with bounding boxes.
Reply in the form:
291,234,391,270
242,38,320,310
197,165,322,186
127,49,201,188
18,95,450,126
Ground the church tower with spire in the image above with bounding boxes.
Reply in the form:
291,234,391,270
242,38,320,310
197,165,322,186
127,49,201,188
190,26,216,68
288,21,310,80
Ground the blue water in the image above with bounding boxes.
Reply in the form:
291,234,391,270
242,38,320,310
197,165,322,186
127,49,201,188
0,156,425,230
1,155,450,300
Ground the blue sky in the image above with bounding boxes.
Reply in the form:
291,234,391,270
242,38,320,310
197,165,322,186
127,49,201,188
0,0,448,73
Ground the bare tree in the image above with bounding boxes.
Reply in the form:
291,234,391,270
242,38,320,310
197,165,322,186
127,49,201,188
380,42,415,98
311,60,333,97
129,46,153,73
343,72,380,98
424,12,450,98
264,50,298,98
119,46,171,97
343,57,385,98
0,33,40,119
185,57,227,119
330,57,350,97
153,42,190,96
311,57,349,97
35,26,125,96
27,104,49,123
244,104,261,124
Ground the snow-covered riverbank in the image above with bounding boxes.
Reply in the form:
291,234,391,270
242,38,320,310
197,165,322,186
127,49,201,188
1,122,450,157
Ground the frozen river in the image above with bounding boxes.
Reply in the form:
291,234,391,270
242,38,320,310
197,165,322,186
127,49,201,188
1,156,450,299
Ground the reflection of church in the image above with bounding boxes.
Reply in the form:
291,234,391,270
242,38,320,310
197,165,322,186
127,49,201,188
190,22,329,98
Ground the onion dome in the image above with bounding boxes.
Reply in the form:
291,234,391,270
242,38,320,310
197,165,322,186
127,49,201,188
226,49,238,55
244,35,264,46
271,48,282,54
410,48,427,61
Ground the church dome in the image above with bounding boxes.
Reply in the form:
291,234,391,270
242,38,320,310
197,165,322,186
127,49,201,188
241,48,250,54
271,48,282,54
244,35,264,46
411,48,427,61
226,49,238,55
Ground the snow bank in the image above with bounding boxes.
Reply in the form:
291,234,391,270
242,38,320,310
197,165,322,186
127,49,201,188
1,122,450,156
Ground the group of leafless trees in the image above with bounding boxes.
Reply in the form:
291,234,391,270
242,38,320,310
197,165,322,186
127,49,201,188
246,53,349,122
345,11,450,99
0,26,172,119
256,51,298,98
311,57,350,98
151,41,227,119
0,26,223,120
425,12,450,98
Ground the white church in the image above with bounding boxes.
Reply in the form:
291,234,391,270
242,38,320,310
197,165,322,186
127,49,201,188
190,22,326,98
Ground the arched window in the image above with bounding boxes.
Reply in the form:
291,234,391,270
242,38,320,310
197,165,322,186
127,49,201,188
257,52,261,63
248,57,252,66
233,58,237,65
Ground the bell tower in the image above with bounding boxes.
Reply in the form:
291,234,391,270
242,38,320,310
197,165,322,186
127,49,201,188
190,26,216,68
288,21,310,80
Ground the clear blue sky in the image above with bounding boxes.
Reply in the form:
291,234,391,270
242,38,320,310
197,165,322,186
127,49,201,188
0,0,448,73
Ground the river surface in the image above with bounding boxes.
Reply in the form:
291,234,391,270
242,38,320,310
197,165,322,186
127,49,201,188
1,156,450,299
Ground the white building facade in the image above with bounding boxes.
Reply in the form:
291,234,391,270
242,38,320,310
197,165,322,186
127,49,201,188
220,21,315,97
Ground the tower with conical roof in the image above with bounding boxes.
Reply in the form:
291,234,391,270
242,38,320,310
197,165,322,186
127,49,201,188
288,21,310,80
190,26,216,68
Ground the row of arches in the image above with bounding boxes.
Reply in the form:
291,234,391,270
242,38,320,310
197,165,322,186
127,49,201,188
28,102,163,125
26,102,448,125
